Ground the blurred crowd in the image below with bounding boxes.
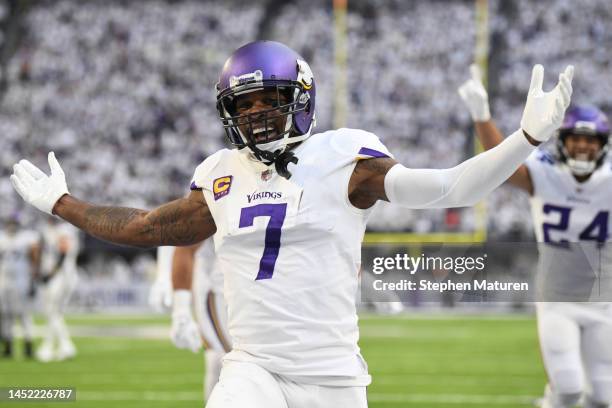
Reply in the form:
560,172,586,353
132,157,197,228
1,0,611,240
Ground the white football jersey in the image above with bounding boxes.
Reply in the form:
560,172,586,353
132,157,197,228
0,230,38,291
526,151,612,301
191,128,392,384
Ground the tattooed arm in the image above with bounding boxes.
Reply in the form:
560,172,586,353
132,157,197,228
52,190,216,248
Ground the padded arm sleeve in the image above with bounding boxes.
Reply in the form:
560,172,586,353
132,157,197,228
384,129,535,209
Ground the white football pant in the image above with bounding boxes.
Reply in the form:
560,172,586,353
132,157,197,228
206,360,368,408
193,287,231,400
538,302,612,408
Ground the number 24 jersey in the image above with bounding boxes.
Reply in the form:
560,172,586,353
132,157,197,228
526,151,612,301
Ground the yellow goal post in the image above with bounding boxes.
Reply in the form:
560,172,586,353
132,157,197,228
331,0,490,244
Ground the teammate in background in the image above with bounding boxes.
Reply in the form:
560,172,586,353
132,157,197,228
0,215,40,358
171,241,230,401
148,246,174,313
36,217,80,362
459,65,612,408
11,41,572,407
149,243,229,401
358,268,404,314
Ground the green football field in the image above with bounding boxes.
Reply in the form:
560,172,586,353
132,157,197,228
0,313,546,408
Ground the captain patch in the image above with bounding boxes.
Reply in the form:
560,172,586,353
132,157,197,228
213,176,233,201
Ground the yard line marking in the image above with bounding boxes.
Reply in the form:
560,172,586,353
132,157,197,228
76,391,536,405
368,393,536,405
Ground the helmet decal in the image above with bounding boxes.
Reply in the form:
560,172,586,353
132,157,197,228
297,59,314,90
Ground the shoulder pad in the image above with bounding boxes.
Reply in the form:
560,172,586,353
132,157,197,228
329,128,393,160
191,149,230,191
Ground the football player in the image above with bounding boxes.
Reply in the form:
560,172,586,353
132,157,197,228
37,217,80,362
0,215,39,358
11,41,572,407
459,65,612,408
150,242,229,402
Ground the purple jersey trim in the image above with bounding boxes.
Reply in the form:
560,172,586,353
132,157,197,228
190,181,202,191
358,147,389,158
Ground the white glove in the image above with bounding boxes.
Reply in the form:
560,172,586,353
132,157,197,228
148,276,173,312
520,64,573,142
170,290,202,353
10,152,69,215
458,64,491,122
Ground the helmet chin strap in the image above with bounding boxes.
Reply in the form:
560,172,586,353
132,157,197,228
273,150,299,179
240,116,311,179
246,143,299,179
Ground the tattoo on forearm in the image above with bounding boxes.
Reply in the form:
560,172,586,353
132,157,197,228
81,197,215,247
139,199,216,246
84,207,144,236
139,205,194,245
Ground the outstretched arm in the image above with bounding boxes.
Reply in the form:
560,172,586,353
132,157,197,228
381,129,535,208
349,64,573,209
11,153,216,248
351,129,535,209
458,64,534,194
53,191,215,248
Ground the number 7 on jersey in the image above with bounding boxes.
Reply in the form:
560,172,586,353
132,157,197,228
239,203,287,280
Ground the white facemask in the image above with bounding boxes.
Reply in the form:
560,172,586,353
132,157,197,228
254,138,287,154
566,157,596,176
242,117,313,163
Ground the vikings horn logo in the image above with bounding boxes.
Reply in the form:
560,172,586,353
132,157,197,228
297,60,313,90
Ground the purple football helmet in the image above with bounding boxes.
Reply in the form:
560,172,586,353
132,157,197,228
557,105,610,175
216,41,316,166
